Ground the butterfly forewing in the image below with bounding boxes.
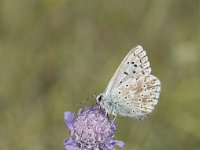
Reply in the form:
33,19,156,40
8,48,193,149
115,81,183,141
99,45,161,120
105,45,151,94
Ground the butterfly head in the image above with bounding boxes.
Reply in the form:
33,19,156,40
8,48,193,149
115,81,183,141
96,93,104,104
96,93,109,109
96,93,114,115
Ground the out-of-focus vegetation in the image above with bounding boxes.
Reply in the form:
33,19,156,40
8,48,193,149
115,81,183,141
0,0,200,150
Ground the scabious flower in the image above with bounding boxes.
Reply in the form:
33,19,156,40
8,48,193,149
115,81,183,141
64,105,125,150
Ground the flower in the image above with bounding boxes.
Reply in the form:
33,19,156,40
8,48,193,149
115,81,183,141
64,106,125,150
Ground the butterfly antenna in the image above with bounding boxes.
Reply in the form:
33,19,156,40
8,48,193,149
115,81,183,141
76,94,96,108
88,94,97,108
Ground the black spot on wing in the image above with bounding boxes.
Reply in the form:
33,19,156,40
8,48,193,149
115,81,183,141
124,72,128,75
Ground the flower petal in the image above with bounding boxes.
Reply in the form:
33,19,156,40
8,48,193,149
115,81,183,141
64,138,80,150
64,112,75,135
112,140,125,148
102,143,115,150
110,121,117,131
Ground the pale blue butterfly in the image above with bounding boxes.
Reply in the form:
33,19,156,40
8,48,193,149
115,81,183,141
96,45,161,120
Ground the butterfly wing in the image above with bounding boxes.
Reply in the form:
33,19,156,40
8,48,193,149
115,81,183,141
105,45,151,95
112,74,161,120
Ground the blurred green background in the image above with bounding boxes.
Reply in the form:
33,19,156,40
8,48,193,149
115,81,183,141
0,0,200,150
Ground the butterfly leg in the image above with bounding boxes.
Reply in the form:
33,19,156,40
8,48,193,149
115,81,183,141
113,113,117,121
105,109,108,116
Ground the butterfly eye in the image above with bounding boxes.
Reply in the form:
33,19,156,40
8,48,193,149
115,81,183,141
97,95,103,102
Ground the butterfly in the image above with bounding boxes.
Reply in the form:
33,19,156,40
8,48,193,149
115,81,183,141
96,45,161,120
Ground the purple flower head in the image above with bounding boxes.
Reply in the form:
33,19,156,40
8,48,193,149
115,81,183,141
64,106,125,150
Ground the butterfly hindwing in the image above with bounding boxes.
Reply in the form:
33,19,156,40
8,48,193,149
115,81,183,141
111,74,161,120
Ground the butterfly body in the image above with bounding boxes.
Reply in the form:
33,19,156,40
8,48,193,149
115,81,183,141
96,45,161,120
